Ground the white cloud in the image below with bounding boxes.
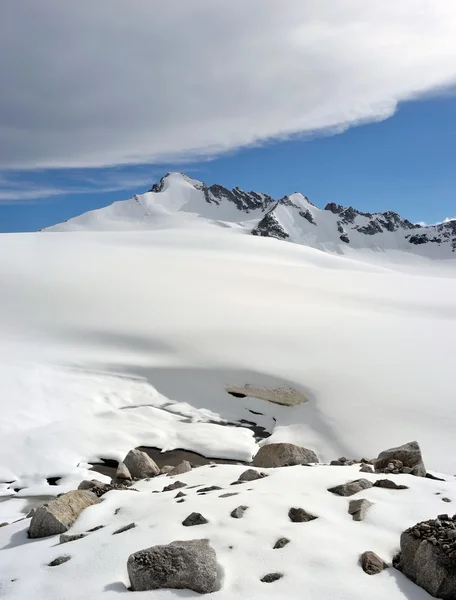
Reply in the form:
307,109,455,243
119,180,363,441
1,0,456,169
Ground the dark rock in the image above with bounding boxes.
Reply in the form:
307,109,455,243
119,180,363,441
230,506,248,519
219,493,239,498
87,525,104,532
127,539,217,593
197,486,222,493
288,507,317,523
361,551,387,575
113,522,136,535
48,555,71,567
261,572,283,583
123,448,160,479
328,479,373,497
177,499,185,504
374,441,426,477
373,479,409,490
273,537,290,549
59,532,86,544
238,469,267,482
175,491,186,498
253,443,318,468
160,465,174,475
349,499,373,521
163,481,187,492
442,498,452,503
182,513,208,527
426,473,446,482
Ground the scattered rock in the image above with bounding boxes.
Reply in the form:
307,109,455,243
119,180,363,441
442,498,452,503
373,479,409,490
328,479,373,497
219,493,239,498
115,462,132,482
113,522,136,535
0,522,8,527
238,469,267,482
177,499,185,504
175,491,186,498
127,539,217,593
330,457,356,466
349,499,373,521
28,490,99,538
48,555,71,567
426,473,447,482
123,448,160,479
160,465,174,475
360,464,374,474
396,517,456,599
230,506,248,519
163,481,187,492
78,479,129,497
374,441,426,477
288,507,317,523
261,572,283,583
182,513,208,527
87,525,104,532
197,486,222,493
361,551,387,575
60,532,86,544
273,538,290,549
253,443,318,468
167,461,192,477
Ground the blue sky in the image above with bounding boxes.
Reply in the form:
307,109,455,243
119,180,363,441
1,95,455,233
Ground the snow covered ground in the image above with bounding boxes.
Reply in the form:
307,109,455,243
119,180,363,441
1,196,456,597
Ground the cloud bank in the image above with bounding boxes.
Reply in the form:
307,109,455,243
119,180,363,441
1,0,456,170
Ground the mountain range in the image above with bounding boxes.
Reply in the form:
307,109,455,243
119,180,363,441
46,172,456,258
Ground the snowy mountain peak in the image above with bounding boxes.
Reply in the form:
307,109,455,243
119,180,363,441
44,173,456,259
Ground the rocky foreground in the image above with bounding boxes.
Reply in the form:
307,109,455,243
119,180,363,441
1,441,455,599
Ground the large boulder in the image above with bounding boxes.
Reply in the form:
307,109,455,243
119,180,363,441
167,461,192,477
127,539,218,593
396,516,456,599
123,449,160,479
28,490,99,538
374,441,426,477
252,443,318,468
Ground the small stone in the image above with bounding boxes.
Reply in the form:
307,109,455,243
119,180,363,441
123,448,160,479
348,498,373,521
59,533,86,544
0,522,8,527
175,491,186,498
113,522,136,535
288,507,317,523
373,479,408,490
48,555,71,567
442,497,452,503
361,551,387,575
238,469,267,482
87,525,104,532
328,479,374,497
359,464,374,473
166,461,192,477
182,512,208,527
273,537,290,549
177,499,185,504
163,481,187,492
219,493,239,498
197,486,222,493
261,572,283,583
230,505,248,519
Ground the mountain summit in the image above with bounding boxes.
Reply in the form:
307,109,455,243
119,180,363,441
45,172,456,258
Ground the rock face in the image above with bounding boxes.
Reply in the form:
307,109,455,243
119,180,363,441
374,441,426,477
349,499,373,521
396,516,456,599
123,449,160,479
361,551,387,575
127,539,218,593
167,461,192,477
328,479,373,497
28,490,99,538
252,443,318,468
288,507,317,523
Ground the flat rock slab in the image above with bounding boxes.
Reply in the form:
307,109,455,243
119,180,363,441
261,572,283,583
253,443,318,468
328,479,373,497
48,555,71,567
28,490,99,538
288,507,317,523
127,539,217,593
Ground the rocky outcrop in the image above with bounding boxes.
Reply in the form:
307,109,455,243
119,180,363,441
396,516,456,599
252,443,318,468
123,449,160,479
328,479,373,497
374,441,426,477
28,490,99,538
127,539,218,593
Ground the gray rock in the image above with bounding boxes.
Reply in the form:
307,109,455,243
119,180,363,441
113,522,136,535
167,461,192,477
26,509,35,519
238,469,267,482
116,462,132,481
219,493,239,498
349,498,373,521
60,532,87,544
273,537,290,549
123,449,160,479
397,529,456,598
197,486,222,493
288,507,317,523
253,443,318,468
230,505,248,519
373,479,408,490
48,555,71,567
360,464,374,473
175,491,186,498
261,572,283,583
160,465,174,475
78,478,131,497
127,539,217,593
0,522,8,527
163,481,187,492
28,490,99,538
361,551,387,575
328,479,374,497
374,441,426,477
182,512,208,527
442,497,451,503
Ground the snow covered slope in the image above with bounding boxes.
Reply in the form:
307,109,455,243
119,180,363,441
46,172,456,259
